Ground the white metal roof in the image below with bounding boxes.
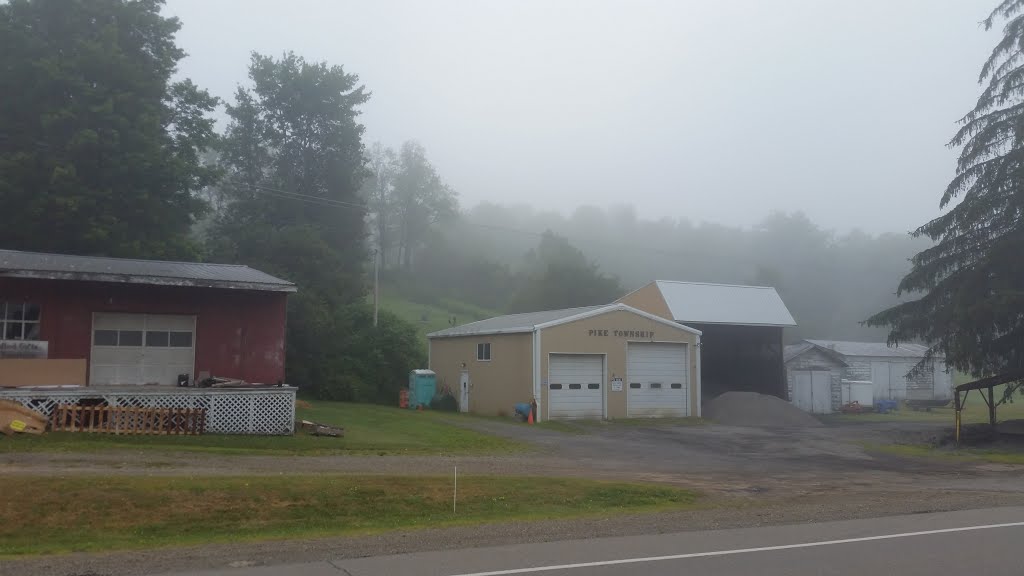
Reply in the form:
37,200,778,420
428,303,701,338
805,339,933,359
651,280,796,326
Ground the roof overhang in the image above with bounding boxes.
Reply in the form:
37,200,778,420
0,270,297,293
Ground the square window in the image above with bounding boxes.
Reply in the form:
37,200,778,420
169,331,193,348
118,330,143,347
476,342,491,361
23,323,40,340
5,302,24,320
94,330,118,346
146,331,170,347
4,322,22,340
23,304,40,322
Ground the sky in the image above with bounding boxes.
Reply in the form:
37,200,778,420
164,0,997,234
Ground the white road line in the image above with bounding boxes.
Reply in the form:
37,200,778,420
447,520,1024,576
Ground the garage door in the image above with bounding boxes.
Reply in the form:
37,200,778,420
548,354,603,419
627,343,688,417
90,313,195,386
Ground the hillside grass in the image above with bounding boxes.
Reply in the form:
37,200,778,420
0,475,699,556
375,290,501,341
0,402,524,456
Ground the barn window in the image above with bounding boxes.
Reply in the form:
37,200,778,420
93,330,118,346
476,342,491,361
146,331,170,347
1,302,41,341
169,331,193,348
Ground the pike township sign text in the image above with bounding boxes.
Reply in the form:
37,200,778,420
587,329,655,339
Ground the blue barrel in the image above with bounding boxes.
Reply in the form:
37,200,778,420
514,403,532,420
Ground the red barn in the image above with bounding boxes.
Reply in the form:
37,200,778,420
0,249,295,386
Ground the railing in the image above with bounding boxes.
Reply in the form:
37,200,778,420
50,404,206,435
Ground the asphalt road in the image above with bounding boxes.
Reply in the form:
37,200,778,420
163,506,1024,576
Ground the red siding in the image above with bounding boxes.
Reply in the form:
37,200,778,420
0,277,289,384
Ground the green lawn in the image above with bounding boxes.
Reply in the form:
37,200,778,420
868,443,1024,466
825,384,1024,425
0,475,699,556
0,402,524,456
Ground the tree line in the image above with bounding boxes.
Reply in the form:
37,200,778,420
5,0,1019,403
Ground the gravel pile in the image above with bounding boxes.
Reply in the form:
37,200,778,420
705,391,823,428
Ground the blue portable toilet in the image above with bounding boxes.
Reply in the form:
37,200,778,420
408,370,437,409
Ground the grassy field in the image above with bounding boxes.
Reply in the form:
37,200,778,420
825,384,1024,425
377,292,500,340
0,402,524,456
869,443,1024,466
0,475,699,556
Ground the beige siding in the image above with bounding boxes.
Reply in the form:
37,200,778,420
617,282,673,320
540,309,699,419
428,333,533,417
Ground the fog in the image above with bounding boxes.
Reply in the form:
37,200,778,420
165,0,994,234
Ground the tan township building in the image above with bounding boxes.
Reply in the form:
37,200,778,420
427,303,701,421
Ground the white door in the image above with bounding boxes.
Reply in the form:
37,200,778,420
871,361,891,401
459,370,470,413
888,363,909,400
90,313,195,386
548,354,604,419
793,370,832,414
626,343,689,417
811,371,832,414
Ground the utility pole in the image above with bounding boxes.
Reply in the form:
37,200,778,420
373,247,379,327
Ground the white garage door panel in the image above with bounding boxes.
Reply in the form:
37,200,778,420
627,343,689,417
549,354,603,419
90,313,196,386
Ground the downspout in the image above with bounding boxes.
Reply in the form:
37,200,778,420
533,328,542,422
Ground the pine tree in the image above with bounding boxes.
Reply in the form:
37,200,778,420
868,0,1024,382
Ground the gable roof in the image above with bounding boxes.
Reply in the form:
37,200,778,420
633,280,796,327
784,341,849,366
0,249,296,292
805,339,933,359
428,303,701,338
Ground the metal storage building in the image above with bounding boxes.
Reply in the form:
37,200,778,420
617,280,796,401
784,339,954,414
428,303,701,421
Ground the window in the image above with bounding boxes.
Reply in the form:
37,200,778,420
630,383,641,389
118,330,143,347
1,301,41,341
93,330,118,346
146,331,170,347
568,383,582,390
650,383,662,389
670,383,683,389
549,383,563,390
476,342,491,361
587,383,600,390
169,331,193,348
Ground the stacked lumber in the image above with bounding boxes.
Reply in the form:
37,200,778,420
0,400,47,435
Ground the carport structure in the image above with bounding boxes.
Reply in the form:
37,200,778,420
954,370,1024,443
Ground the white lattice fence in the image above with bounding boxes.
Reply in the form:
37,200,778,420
0,388,296,435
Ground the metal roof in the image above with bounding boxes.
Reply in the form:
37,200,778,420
428,306,604,338
0,249,296,292
652,280,796,326
428,303,702,338
805,339,933,359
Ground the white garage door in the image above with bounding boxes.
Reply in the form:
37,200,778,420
548,354,604,419
627,342,689,417
792,370,832,414
90,313,195,386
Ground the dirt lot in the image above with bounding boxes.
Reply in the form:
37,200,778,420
4,417,1024,576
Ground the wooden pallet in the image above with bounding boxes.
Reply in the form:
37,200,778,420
50,404,207,435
